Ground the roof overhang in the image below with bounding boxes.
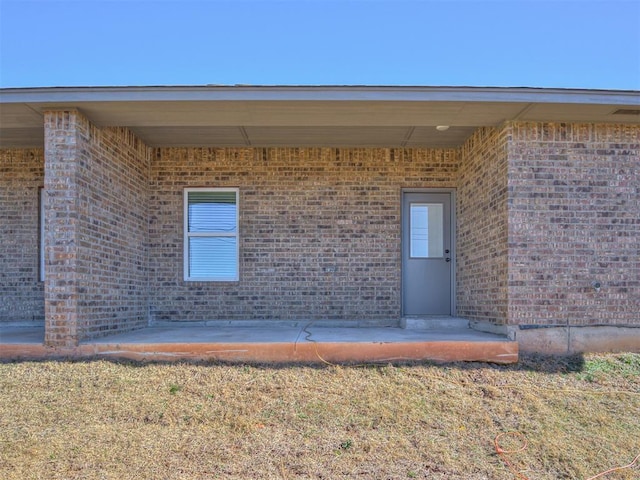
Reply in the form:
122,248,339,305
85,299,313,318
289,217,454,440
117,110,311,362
1,86,639,148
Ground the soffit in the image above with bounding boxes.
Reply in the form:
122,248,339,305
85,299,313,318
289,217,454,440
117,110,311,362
1,86,638,148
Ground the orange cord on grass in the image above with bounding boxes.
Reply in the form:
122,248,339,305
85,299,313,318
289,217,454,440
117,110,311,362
495,432,640,480
494,432,531,480
585,452,640,480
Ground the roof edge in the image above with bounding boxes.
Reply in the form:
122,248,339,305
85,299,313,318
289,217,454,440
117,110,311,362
1,85,639,105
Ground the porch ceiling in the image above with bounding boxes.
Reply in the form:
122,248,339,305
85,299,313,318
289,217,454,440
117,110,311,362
1,86,638,148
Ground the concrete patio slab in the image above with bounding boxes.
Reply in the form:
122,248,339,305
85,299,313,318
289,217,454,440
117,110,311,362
0,324,518,364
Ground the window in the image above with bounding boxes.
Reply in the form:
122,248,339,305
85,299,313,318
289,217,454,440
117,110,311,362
39,187,45,282
184,188,239,281
409,203,444,258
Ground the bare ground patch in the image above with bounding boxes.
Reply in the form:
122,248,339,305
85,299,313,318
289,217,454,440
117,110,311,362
1,353,639,479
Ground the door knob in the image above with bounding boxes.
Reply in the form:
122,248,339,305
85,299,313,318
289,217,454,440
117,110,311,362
445,257,451,262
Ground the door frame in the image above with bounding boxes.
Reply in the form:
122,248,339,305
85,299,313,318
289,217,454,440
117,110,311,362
401,188,457,317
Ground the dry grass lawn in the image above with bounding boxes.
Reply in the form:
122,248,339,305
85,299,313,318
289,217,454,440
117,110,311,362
1,353,639,479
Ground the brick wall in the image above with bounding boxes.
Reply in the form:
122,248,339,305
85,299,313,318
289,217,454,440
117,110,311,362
507,122,640,327
7,116,637,345
44,110,150,345
149,147,459,322
456,127,510,325
0,148,45,324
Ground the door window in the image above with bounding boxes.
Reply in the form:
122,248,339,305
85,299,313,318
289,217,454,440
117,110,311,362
409,203,444,258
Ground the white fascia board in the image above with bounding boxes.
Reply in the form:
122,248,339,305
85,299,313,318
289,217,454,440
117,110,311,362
1,85,639,106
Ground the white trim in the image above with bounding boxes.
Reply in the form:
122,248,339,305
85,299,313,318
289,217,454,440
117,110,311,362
1,85,638,105
183,187,239,282
40,188,45,282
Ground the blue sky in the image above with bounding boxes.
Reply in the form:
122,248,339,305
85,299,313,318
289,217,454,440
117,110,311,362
1,0,639,89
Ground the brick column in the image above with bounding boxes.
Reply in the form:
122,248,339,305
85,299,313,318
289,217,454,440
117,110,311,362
43,109,151,346
43,110,85,347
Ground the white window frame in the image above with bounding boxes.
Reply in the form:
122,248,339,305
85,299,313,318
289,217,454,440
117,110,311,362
183,187,239,282
39,187,45,282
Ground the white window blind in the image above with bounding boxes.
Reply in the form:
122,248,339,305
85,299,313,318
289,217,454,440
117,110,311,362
184,188,239,281
410,203,444,258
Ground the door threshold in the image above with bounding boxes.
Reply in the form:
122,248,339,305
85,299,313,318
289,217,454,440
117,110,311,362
401,316,470,330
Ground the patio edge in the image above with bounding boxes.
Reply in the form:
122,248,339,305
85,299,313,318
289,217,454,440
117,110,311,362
0,340,518,364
